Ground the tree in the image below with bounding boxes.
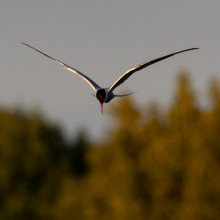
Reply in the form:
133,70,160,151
0,109,67,219
1,72,220,220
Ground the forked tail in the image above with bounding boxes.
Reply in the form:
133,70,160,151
114,91,136,97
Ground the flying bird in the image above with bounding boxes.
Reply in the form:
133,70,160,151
22,42,198,113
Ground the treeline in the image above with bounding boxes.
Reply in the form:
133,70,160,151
0,73,220,219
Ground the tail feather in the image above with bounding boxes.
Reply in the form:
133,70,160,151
114,91,136,97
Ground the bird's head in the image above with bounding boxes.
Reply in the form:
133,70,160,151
96,89,106,114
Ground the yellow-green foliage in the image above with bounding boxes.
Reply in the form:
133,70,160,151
0,73,220,220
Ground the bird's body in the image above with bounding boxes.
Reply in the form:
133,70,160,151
22,43,198,113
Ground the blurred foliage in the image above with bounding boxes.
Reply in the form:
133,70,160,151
0,72,220,219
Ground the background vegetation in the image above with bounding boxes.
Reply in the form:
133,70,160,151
0,72,220,219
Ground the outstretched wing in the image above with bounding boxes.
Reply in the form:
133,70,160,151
22,42,101,91
108,48,199,92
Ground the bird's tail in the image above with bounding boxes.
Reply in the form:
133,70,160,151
114,91,136,97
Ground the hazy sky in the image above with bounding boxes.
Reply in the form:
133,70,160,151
1,1,220,139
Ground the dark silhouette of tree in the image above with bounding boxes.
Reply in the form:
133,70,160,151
67,131,89,176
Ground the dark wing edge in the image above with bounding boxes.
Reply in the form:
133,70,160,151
108,47,199,92
21,42,100,91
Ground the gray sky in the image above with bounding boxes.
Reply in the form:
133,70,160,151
1,1,219,139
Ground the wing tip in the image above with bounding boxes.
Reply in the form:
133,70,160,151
187,47,199,51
